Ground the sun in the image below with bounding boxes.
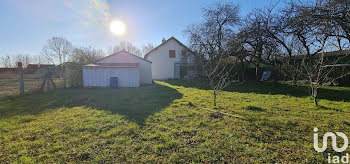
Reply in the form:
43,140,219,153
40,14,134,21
110,20,126,36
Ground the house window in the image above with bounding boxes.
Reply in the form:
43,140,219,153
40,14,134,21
169,50,176,58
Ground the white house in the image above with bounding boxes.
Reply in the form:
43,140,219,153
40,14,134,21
144,37,196,80
83,51,152,88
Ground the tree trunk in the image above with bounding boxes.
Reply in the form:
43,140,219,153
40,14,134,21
314,96,318,107
312,86,319,107
292,74,297,84
272,68,277,87
213,90,217,107
255,66,259,81
63,66,66,88
241,71,245,82
240,61,246,82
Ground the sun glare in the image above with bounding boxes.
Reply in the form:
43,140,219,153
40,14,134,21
110,20,126,36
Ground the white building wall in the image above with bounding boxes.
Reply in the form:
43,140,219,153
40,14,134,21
96,51,152,85
146,39,195,79
83,67,140,87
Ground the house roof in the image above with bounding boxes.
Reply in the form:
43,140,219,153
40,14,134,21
93,50,152,64
84,63,139,68
144,37,195,59
322,50,350,56
26,64,55,69
291,50,350,59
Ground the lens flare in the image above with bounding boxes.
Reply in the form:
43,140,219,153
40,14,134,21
63,0,111,27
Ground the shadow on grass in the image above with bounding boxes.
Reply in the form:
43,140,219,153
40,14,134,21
165,79,350,102
318,105,343,112
0,84,183,125
242,105,265,112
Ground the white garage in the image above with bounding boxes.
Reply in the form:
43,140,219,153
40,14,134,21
83,51,152,88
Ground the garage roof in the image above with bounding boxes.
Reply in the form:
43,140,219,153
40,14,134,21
84,63,139,68
94,50,152,63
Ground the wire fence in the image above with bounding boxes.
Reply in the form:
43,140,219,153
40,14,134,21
0,78,64,98
0,62,82,99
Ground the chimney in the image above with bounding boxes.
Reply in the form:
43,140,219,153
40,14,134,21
162,38,166,43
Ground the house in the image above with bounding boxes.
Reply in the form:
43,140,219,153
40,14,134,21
83,51,152,88
144,37,196,79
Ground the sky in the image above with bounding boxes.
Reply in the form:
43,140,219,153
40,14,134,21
0,0,285,58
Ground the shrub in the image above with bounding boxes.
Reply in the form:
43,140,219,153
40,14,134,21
62,62,83,88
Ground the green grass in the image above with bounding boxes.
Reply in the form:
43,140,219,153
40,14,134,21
0,80,350,163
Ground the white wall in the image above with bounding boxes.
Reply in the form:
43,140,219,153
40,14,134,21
83,67,140,87
146,39,195,79
96,51,152,85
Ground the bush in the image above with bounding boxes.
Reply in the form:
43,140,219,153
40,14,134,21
62,62,83,88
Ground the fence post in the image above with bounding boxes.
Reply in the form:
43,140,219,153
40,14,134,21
63,66,66,88
18,62,24,95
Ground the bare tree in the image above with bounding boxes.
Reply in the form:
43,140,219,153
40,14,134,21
1,54,46,68
42,37,72,64
142,43,155,56
1,55,12,68
227,36,248,81
281,1,350,106
14,54,31,68
186,2,240,106
112,41,142,57
31,55,50,65
311,0,350,44
299,38,349,106
70,46,105,64
239,4,292,82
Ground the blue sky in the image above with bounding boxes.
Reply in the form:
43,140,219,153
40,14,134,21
0,0,284,57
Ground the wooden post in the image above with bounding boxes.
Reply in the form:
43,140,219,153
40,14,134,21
18,62,24,95
63,66,66,88
47,78,51,90
40,67,49,92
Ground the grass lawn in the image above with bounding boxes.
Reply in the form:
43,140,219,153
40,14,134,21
0,80,350,163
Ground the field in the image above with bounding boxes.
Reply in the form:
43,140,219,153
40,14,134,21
0,80,350,163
